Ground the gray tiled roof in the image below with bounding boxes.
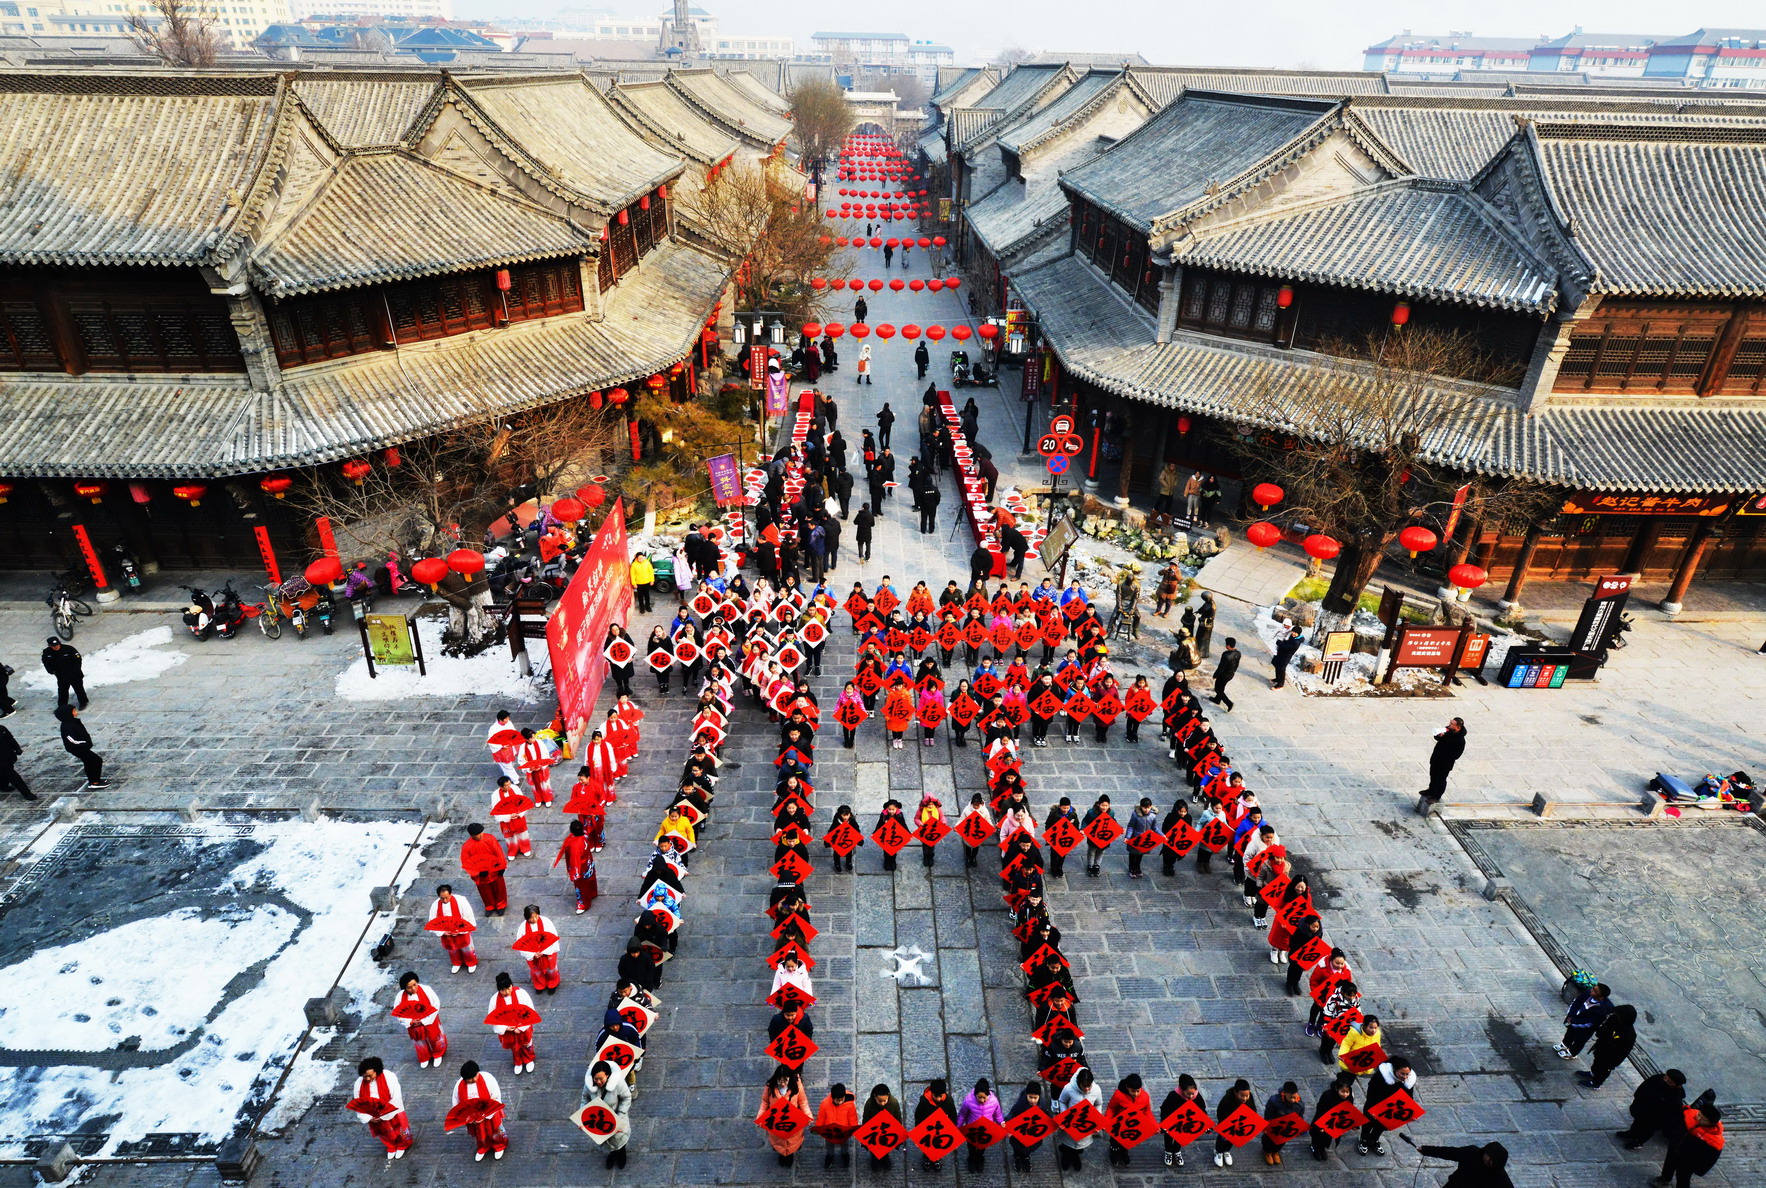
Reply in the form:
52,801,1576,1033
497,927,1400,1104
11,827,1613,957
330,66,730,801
0,239,732,478
610,79,741,164
946,106,1001,147
996,70,1121,156
965,179,1068,260
916,123,947,164
291,76,437,148
1175,180,1557,313
720,69,792,115
956,64,1069,148
1011,251,1766,493
1531,124,1766,297
665,68,793,147
0,73,282,267
457,74,683,211
1060,93,1336,231
251,152,591,297
931,66,993,109
1130,67,1389,101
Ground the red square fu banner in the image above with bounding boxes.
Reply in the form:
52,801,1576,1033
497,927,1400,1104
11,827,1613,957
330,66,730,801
548,497,633,734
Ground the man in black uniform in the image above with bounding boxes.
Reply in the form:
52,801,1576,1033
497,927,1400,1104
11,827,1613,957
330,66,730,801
42,638,87,710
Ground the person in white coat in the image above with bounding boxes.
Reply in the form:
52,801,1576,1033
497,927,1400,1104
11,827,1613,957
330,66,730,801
1055,1068,1104,1171
770,953,814,1004
428,884,477,973
487,971,538,1073
485,712,521,782
350,1057,412,1159
452,1060,506,1161
581,1059,634,1169
393,971,447,1066
517,904,561,994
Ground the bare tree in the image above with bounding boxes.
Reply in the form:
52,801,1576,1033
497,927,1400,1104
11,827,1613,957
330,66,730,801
1238,328,1554,635
678,160,848,321
788,77,848,170
992,46,1031,69
283,398,624,564
126,0,224,67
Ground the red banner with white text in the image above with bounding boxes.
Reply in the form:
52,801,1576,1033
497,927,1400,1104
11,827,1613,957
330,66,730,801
547,498,632,734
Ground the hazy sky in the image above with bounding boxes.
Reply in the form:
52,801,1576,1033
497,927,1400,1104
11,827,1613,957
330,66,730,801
460,1,1766,68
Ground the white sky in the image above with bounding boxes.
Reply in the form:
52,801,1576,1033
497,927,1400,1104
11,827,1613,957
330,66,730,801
461,2,1766,69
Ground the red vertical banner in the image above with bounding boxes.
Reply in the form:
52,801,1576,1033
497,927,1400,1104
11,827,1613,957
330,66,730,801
254,525,282,585
547,498,633,735
70,524,108,589
314,516,339,560
1442,482,1472,542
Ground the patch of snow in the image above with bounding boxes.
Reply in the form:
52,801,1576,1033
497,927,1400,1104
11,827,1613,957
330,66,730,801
333,613,547,702
1253,603,1525,697
0,820,416,1156
0,906,297,1052
24,627,188,691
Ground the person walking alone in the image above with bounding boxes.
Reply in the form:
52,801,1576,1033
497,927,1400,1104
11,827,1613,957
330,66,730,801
856,344,873,385
877,402,894,449
0,722,31,800
1420,718,1467,808
41,638,87,710
56,705,106,789
1580,1004,1637,1089
1272,617,1303,689
629,551,654,614
914,340,930,379
853,295,868,325
1211,638,1241,712
1183,471,1203,521
919,483,940,534
854,503,875,562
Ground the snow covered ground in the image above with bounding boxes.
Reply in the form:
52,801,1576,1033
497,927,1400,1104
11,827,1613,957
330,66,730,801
23,626,188,691
0,819,424,1157
333,613,548,702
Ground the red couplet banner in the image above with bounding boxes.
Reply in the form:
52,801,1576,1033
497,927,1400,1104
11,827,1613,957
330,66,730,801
547,497,633,734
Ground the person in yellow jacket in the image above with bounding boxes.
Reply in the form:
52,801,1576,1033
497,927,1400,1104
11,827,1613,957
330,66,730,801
1335,1014,1384,1074
629,553,655,614
655,806,696,862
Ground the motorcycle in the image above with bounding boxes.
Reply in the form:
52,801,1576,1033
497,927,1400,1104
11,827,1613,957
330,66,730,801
280,577,313,640
181,586,217,641
110,544,143,593
212,581,249,640
342,565,376,621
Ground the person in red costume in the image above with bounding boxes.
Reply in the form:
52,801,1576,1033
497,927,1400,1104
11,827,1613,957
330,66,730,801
460,823,509,915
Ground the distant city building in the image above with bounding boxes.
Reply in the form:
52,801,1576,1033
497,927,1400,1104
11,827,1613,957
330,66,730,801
810,31,953,81
573,6,791,59
1365,26,1766,87
301,0,452,21
2,0,293,43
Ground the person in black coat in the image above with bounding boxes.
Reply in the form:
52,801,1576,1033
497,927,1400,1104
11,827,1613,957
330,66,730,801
999,524,1029,579
854,504,876,562
0,657,17,717
1005,1081,1048,1172
853,296,868,324
1210,638,1241,712
919,484,941,534
55,705,105,788
1398,1136,1513,1188
41,638,87,709
866,467,887,513
1618,1069,1688,1148
0,724,29,800
833,469,855,519
1581,1003,1637,1088
1421,717,1467,804
876,403,895,449
969,544,995,587
616,937,661,992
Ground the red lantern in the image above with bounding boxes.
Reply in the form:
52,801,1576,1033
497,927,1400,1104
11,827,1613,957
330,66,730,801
618,209,629,226
609,387,629,406
411,557,449,589
341,459,372,485
646,373,666,393
73,480,108,504
259,473,293,499
1398,526,1438,557
945,276,962,290
867,279,884,292
0,480,13,503
1246,522,1282,550
818,235,831,246
1251,482,1284,508
918,237,931,248
658,184,668,200
1276,284,1294,309
590,390,604,410
803,321,823,337
889,279,905,291
811,278,828,291
640,194,651,211
579,483,607,509
1447,563,1487,590
849,323,871,338
886,237,899,248
383,446,401,467
305,556,344,586
830,278,847,290
868,237,883,248
951,325,972,342
1391,301,1411,327
172,483,208,507
1176,415,1192,435
876,324,896,339
1302,534,1340,561
551,496,586,523
926,325,946,342
932,236,947,247
824,323,845,339
901,323,921,339
834,237,849,246
495,269,512,292
978,324,999,340
447,548,486,577
909,279,925,292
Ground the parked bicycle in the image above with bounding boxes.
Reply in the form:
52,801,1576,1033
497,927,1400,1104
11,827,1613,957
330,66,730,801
257,582,286,640
47,577,93,640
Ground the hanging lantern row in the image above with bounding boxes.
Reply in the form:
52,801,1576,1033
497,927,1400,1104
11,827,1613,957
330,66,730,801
172,483,208,507
73,480,109,503
800,321,983,343
410,557,450,589
1302,533,1340,561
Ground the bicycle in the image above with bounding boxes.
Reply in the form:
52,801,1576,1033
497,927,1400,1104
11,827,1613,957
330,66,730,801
257,583,285,640
47,578,93,640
